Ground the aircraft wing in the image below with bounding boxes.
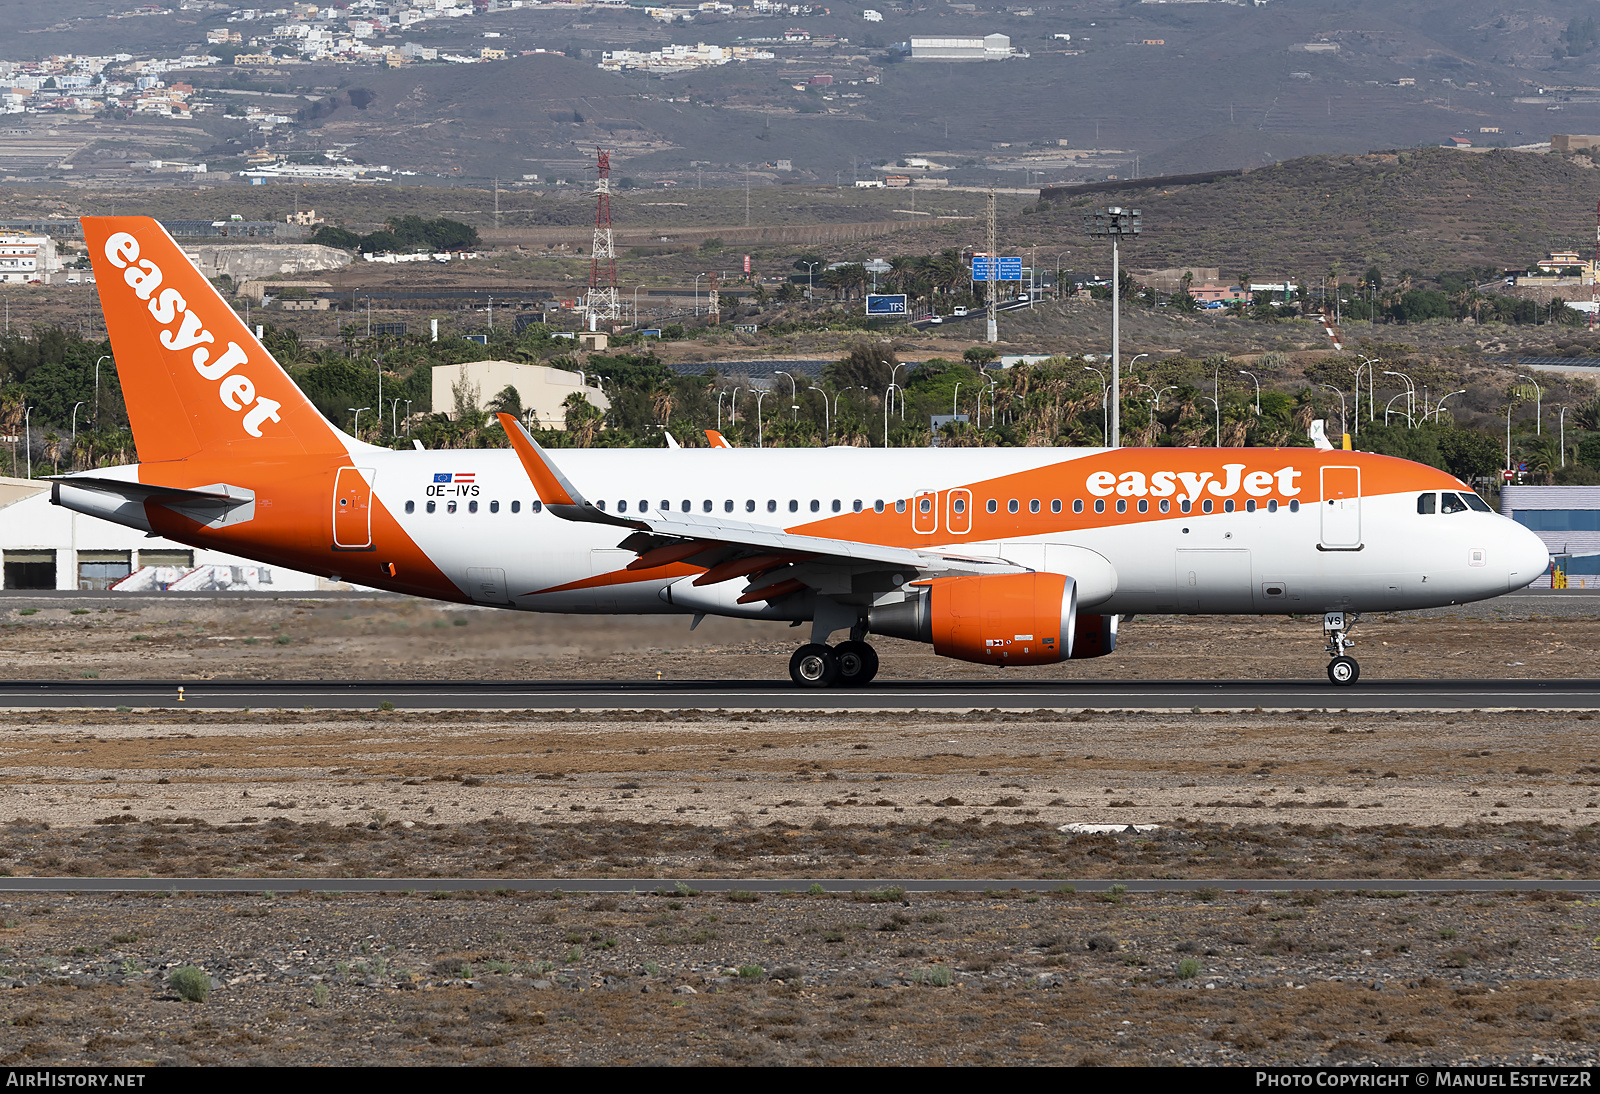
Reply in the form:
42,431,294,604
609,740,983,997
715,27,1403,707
496,414,1022,599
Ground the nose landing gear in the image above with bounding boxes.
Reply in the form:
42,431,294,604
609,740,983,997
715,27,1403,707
788,640,880,688
1323,611,1360,686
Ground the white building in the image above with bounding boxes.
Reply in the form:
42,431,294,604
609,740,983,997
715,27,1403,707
0,234,58,284
0,477,330,591
908,34,1012,60
431,361,611,430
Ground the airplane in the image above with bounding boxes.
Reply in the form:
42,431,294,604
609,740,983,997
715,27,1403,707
51,217,1551,689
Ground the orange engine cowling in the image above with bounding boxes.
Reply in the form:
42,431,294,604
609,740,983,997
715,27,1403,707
869,572,1077,666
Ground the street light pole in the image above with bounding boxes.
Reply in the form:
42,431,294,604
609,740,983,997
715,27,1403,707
349,406,370,437
804,261,818,300
1238,369,1261,415
22,405,30,479
1517,374,1542,435
1560,404,1571,467
1317,384,1348,436
1435,390,1465,424
94,356,110,426
694,274,704,316
756,389,769,448
70,402,85,446
1084,206,1141,449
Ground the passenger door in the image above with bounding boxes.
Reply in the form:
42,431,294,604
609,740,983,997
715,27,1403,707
1319,466,1361,549
332,466,374,550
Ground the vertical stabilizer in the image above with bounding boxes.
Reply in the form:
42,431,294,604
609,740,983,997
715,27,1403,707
83,217,344,463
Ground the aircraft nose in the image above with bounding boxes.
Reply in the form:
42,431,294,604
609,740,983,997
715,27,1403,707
1505,521,1550,592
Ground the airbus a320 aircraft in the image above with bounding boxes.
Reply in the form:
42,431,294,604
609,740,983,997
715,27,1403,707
53,218,1550,687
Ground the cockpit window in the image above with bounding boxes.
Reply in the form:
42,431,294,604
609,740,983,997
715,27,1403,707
1417,493,1436,515
1440,492,1469,514
1463,493,1491,512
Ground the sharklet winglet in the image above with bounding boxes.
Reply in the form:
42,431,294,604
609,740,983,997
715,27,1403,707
495,412,647,531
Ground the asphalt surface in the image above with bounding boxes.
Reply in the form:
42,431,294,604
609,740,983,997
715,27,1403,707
3,677,1600,710
0,877,1591,895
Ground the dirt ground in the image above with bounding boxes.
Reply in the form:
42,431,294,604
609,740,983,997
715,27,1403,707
1,594,1596,683
0,597,1598,1066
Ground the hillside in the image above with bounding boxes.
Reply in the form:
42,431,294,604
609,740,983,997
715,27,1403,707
1004,147,1600,282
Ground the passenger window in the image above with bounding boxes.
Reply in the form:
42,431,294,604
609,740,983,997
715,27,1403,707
531,501,543,513
746,499,756,512
490,500,500,514
703,500,713,513
1288,500,1299,513
447,500,457,514
1137,499,1148,513
918,498,931,514
1093,499,1105,514
952,498,966,514
1180,500,1192,514
810,500,821,513
725,500,734,512
617,500,628,513
469,500,479,513
852,500,863,513
1201,500,1213,514
640,501,648,513
1223,499,1234,513
596,500,606,511
767,500,777,513
1115,499,1126,514
831,499,841,513
789,500,799,513
426,500,436,514
874,500,885,513
1441,492,1468,514
1158,499,1170,514
1417,493,1436,515
681,500,691,512
1007,499,1018,514
1073,499,1083,514
405,500,415,514
987,499,998,514
1029,500,1040,514
1266,499,1276,513
511,500,521,514
895,500,907,514
661,500,670,511
1051,500,1061,514
1245,500,1255,513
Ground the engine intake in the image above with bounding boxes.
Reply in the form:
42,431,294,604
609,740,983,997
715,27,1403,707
870,572,1077,666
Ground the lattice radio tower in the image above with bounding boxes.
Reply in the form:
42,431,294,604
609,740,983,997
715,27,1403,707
587,147,621,330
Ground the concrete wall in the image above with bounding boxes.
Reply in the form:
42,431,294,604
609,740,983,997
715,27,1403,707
187,243,353,283
432,361,611,431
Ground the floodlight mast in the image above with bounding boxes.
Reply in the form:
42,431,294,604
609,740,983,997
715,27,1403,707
1083,206,1141,448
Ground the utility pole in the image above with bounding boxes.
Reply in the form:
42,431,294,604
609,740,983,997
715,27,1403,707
1083,206,1142,449
494,176,500,231
985,187,998,344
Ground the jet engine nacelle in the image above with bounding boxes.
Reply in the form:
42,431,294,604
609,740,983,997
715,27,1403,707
869,572,1077,666
1070,613,1118,659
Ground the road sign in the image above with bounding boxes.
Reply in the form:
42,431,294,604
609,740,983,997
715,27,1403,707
1503,469,1515,482
866,294,908,315
972,256,1023,281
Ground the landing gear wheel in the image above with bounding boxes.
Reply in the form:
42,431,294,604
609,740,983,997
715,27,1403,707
833,641,879,687
1328,655,1360,686
789,643,840,688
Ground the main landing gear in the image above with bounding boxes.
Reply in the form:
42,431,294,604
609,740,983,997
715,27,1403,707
1323,611,1360,686
789,640,880,688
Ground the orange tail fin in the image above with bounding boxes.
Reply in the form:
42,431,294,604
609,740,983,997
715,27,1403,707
83,217,345,464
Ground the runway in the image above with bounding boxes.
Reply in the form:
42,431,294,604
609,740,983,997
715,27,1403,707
1,677,1600,710
0,877,1593,895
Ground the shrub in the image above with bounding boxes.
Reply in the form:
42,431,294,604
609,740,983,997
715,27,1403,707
169,966,210,1003
910,966,953,987
1177,958,1202,979
725,890,759,904
737,964,764,979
